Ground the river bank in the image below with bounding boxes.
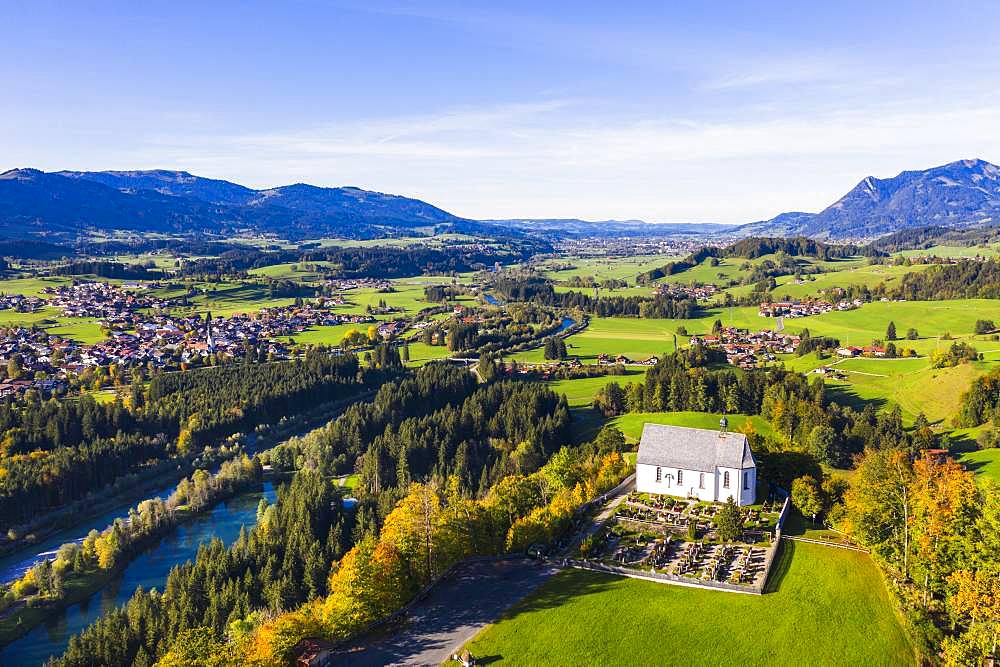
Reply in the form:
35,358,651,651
0,385,375,586
0,462,263,647
0,480,277,665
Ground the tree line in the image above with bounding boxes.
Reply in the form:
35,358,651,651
491,276,699,318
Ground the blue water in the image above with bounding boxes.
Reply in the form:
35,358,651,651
0,482,276,666
556,317,575,333
483,294,502,306
0,479,181,586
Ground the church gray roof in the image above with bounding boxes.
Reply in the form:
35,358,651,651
636,423,755,472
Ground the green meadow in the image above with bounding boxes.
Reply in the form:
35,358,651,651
608,411,774,442
955,448,1000,483
464,541,912,666
534,253,684,283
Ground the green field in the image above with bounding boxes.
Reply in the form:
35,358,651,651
0,276,74,297
821,355,996,425
956,447,1000,483
464,541,913,666
897,244,1000,259
533,253,684,283
608,411,774,441
511,317,683,364
547,371,645,408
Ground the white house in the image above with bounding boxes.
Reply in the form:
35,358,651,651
635,423,756,506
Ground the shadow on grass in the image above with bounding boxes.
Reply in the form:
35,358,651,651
568,407,605,444
824,384,887,413
948,431,982,454
763,539,794,595
955,450,999,476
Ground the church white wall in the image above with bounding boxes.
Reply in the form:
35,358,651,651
637,463,756,505
636,463,716,502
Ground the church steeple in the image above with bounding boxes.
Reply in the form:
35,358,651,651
205,312,215,352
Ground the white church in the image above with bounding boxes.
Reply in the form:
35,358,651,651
635,420,757,506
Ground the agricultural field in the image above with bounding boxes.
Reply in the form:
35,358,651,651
533,253,684,283
819,354,999,425
463,541,912,666
897,244,1000,259
510,317,684,364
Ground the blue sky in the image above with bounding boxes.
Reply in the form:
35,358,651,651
4,1,1000,224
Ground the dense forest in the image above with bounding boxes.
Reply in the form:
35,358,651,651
52,260,161,279
179,241,549,280
875,258,1000,300
52,363,582,667
0,350,375,527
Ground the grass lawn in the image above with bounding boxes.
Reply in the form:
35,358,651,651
820,355,997,426
897,244,1000,259
403,342,452,366
609,411,774,442
955,447,1000,483
0,307,107,344
463,541,913,666
546,371,645,409
330,283,461,316
0,275,74,297
289,323,367,346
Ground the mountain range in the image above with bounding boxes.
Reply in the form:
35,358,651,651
738,158,1000,239
0,158,997,243
0,168,465,241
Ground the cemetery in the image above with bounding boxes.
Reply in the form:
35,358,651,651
576,492,786,593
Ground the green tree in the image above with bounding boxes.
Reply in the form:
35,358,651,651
791,475,824,523
886,321,897,341
715,497,742,542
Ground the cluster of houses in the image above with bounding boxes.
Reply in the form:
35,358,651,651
43,282,174,319
655,283,718,300
326,278,393,292
758,298,862,319
597,353,659,366
690,327,801,369
0,294,46,313
836,344,887,358
0,328,80,396
0,283,385,397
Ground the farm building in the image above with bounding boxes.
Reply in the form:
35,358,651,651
636,422,756,506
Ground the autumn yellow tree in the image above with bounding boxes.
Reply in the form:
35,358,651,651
909,458,980,605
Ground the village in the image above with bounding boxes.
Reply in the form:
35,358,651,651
689,326,801,368
0,281,383,399
758,298,862,318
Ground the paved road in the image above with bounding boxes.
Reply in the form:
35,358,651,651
560,474,635,557
334,558,559,666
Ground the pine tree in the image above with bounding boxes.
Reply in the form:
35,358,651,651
886,321,897,341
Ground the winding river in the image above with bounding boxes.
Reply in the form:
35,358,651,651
0,481,276,666
0,479,182,586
